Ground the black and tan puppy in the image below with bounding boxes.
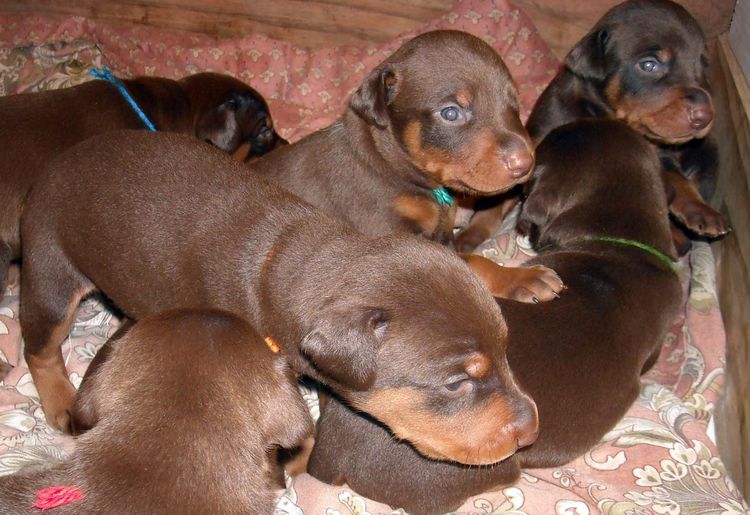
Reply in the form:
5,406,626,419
0,309,312,514
308,120,684,514
0,71,285,290
251,31,562,303
19,131,538,467
527,0,727,251
458,0,729,254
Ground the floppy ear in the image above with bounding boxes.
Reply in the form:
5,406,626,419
299,309,388,391
565,28,610,82
349,65,399,129
516,175,550,241
196,92,267,153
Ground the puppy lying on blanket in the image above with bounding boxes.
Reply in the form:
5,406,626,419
308,120,684,514
251,30,562,303
19,131,538,467
461,0,728,255
0,71,285,291
0,309,312,515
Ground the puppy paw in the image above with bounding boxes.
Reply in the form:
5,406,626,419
501,264,565,303
39,379,77,433
672,201,731,238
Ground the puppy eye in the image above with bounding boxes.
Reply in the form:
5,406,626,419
637,58,661,73
439,106,463,123
443,375,474,395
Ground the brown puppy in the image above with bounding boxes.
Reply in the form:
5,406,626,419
308,120,684,514
251,30,562,303
19,131,538,467
458,0,729,254
0,309,312,514
0,71,285,290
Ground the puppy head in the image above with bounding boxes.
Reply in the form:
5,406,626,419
95,310,312,452
350,30,534,195
519,119,677,258
299,237,538,465
179,73,288,159
566,0,713,143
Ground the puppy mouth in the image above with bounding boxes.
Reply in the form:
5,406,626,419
445,177,525,196
640,125,709,145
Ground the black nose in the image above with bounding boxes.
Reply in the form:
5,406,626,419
684,88,714,130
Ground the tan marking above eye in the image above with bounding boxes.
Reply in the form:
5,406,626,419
656,49,673,63
455,89,473,108
464,351,491,379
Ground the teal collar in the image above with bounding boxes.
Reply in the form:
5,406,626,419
583,236,677,270
431,187,453,207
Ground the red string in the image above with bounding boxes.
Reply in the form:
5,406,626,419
34,486,85,511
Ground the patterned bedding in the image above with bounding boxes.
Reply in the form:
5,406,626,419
0,0,748,513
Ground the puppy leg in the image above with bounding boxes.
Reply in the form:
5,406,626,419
21,259,93,432
69,322,131,434
455,195,519,253
665,169,730,238
462,254,564,303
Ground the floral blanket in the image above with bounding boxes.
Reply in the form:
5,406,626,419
0,0,748,513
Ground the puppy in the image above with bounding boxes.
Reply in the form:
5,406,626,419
458,0,729,254
251,30,562,303
308,120,684,514
0,309,312,514
527,0,728,251
0,71,285,290
19,131,538,468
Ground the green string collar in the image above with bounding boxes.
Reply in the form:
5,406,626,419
580,236,677,271
431,187,454,207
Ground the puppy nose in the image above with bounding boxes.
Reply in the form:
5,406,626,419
689,106,713,130
685,88,714,130
511,397,539,449
503,149,535,178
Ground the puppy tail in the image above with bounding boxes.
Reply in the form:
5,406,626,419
0,462,79,515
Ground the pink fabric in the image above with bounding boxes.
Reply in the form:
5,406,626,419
0,0,559,141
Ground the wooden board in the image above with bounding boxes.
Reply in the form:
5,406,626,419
711,34,750,499
0,0,734,55
0,0,453,48
514,0,735,58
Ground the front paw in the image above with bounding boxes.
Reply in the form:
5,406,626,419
502,264,565,303
672,201,731,238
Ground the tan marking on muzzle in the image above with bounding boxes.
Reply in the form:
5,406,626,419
353,387,537,465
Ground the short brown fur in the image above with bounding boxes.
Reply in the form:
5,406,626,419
19,131,536,465
0,309,312,514
0,71,285,290
308,120,684,514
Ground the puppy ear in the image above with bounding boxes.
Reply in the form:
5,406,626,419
299,309,388,391
197,92,267,153
565,28,610,82
349,65,398,129
516,176,549,241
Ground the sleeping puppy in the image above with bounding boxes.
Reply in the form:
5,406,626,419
0,71,285,291
0,309,312,514
19,131,538,468
458,0,729,254
251,30,562,303
308,120,684,514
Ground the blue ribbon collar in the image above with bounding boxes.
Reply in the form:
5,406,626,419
89,66,157,132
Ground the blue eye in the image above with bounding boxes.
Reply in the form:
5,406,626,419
440,106,462,122
638,58,660,73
